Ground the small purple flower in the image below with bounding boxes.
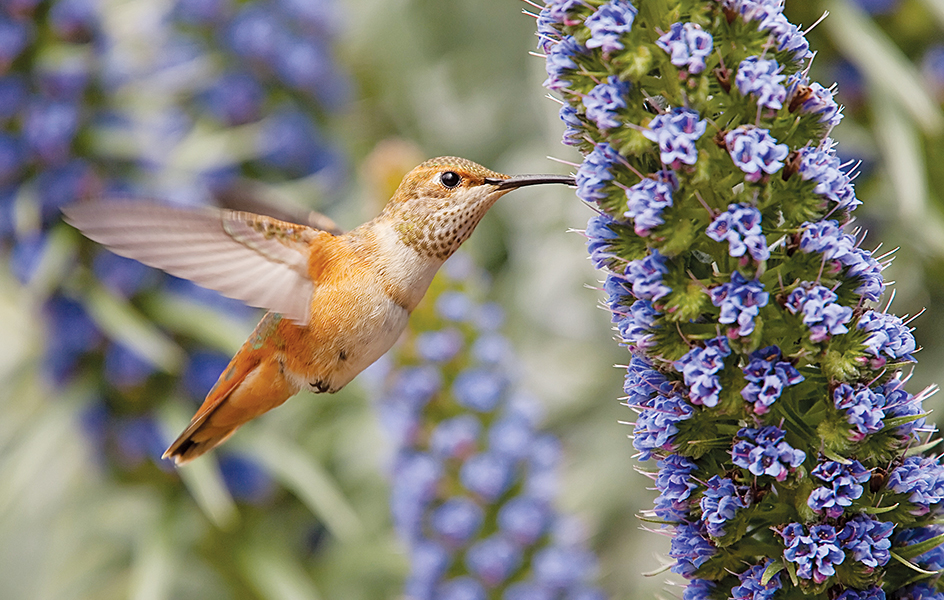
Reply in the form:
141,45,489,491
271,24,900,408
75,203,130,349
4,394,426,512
708,271,769,337
835,588,886,600
794,81,843,129
497,496,549,546
416,328,464,363
887,455,944,514
465,534,521,587
732,426,805,482
430,415,481,460
725,126,788,182
683,579,716,600
785,284,853,342
584,0,637,55
624,170,677,235
669,522,716,577
894,583,944,600
623,250,671,301
560,104,585,146
452,368,507,412
643,108,707,168
586,211,620,268
436,577,485,600
543,35,583,91
631,390,695,459
614,299,658,351
430,497,484,547
808,459,871,517
459,452,514,502
740,346,803,414
833,383,886,441
576,142,621,203
857,310,917,364
699,475,750,537
583,75,630,130
706,203,769,262
391,452,443,541
780,523,845,584
838,514,893,568
656,22,713,74
799,220,884,301
653,454,698,522
796,144,860,209
736,56,787,110
881,378,927,438
730,561,781,600
675,337,731,407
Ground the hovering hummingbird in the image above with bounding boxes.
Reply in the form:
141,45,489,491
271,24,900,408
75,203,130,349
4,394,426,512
63,157,574,465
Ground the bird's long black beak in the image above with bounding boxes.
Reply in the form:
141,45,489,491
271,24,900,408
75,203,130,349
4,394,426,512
485,174,576,190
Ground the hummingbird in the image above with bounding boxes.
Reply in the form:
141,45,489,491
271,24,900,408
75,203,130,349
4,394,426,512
63,156,575,465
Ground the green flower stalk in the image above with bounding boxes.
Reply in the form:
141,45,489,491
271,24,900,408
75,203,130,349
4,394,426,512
539,0,943,598
374,253,605,600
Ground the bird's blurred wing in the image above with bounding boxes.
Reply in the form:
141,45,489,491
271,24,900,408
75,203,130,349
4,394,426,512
62,200,321,325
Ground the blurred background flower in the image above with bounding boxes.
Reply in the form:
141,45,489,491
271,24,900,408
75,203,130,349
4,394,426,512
1,0,943,598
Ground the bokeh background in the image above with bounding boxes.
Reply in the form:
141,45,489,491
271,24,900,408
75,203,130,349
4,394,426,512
0,0,943,598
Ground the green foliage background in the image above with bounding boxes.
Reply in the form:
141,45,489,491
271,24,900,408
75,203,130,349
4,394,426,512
1,0,943,598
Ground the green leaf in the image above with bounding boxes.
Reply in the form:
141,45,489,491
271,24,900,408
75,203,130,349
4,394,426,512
236,432,364,542
890,551,944,576
894,533,944,561
82,279,186,374
761,560,785,586
861,503,899,515
238,544,323,600
824,0,944,134
905,439,943,457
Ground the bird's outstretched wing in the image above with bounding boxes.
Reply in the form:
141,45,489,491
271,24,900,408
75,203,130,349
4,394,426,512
62,200,323,325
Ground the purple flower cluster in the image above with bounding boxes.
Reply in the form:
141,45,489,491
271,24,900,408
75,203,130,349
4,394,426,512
706,203,769,262
643,108,707,168
708,271,769,337
576,142,621,203
383,256,605,598
785,284,854,342
735,56,787,110
780,523,845,584
653,454,698,522
833,384,886,441
731,1,811,61
725,126,789,182
586,212,620,269
799,220,885,301
732,426,805,481
615,299,658,351
789,75,843,129
656,22,713,74
623,250,671,301
887,455,944,514
796,144,861,210
584,75,630,130
631,385,694,460
730,561,781,600
675,337,731,407
699,475,750,537
669,522,716,577
880,378,928,438
584,0,637,55
836,587,887,600
624,170,677,236
544,35,583,91
807,459,870,517
740,345,803,414
838,514,894,568
857,310,917,364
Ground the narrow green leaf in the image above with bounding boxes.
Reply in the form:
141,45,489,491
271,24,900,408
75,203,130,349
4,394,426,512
238,544,322,600
894,533,944,561
761,560,785,586
159,404,238,529
906,439,943,457
862,503,899,514
825,0,944,134
236,432,364,542
82,280,186,374
142,291,254,355
821,448,852,464
890,551,944,575
129,518,174,600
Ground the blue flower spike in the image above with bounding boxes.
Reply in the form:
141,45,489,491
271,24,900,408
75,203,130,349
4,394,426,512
541,0,943,597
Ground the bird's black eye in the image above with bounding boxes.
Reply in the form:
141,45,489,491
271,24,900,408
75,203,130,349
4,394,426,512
440,171,461,188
